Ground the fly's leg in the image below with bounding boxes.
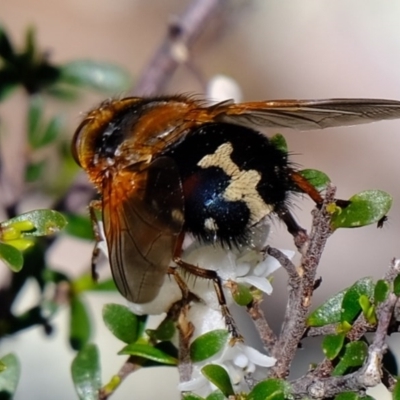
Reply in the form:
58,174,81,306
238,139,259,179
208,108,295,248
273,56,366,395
172,232,242,340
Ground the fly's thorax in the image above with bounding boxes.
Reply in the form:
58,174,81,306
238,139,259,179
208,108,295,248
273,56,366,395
72,96,200,186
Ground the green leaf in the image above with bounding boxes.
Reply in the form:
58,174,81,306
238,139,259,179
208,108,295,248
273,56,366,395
206,391,226,400
60,60,131,93
270,134,288,153
0,353,20,398
190,330,229,363
393,378,400,400
333,341,368,376
359,295,377,325
69,296,91,350
3,209,67,236
33,115,63,149
141,342,178,368
146,317,176,342
322,333,345,360
102,303,138,344
331,190,392,229
72,274,116,293
71,344,101,400
182,394,205,400
232,283,253,306
64,213,94,240
0,242,23,272
27,96,43,145
394,275,400,297
334,393,359,400
201,364,234,398
25,160,46,182
299,169,331,192
374,279,390,304
341,277,374,324
119,343,177,365
248,378,290,400
307,290,345,327
90,278,117,292
45,83,81,101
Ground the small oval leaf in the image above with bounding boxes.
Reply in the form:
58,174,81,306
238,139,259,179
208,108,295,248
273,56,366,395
333,341,368,376
307,290,345,327
3,209,67,236
299,169,331,192
322,333,345,360
394,274,400,297
183,394,205,400
0,353,21,397
248,379,290,400
201,364,234,398
69,296,91,350
334,392,359,400
341,277,374,324
206,391,226,400
0,242,23,272
102,303,138,344
60,60,131,93
374,279,390,304
270,134,288,153
331,190,392,229
64,213,93,240
119,343,177,365
359,295,377,325
190,330,229,363
147,318,176,342
71,344,101,400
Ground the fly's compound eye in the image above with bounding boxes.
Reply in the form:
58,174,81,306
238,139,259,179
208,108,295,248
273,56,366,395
71,118,93,168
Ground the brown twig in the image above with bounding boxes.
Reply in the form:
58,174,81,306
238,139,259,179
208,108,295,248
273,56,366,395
98,356,142,400
246,297,277,352
266,246,298,282
132,0,226,96
270,185,336,378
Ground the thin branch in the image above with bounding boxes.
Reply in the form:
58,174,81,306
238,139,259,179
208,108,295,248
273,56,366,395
271,185,336,378
246,297,277,351
133,0,226,96
266,246,298,282
99,357,142,400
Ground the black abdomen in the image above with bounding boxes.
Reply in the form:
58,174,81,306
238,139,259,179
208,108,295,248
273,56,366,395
162,123,293,246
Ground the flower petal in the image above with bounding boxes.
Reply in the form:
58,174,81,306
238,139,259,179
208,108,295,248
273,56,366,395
178,375,209,392
237,276,273,295
239,344,276,367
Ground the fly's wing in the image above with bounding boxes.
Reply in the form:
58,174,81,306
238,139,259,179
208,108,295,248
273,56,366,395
102,157,184,303
212,98,400,130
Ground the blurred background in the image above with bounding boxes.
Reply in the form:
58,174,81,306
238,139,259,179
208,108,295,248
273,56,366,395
1,0,400,399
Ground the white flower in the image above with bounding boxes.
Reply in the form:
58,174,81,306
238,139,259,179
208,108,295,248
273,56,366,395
206,74,243,104
178,313,276,396
97,212,295,397
97,219,294,317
